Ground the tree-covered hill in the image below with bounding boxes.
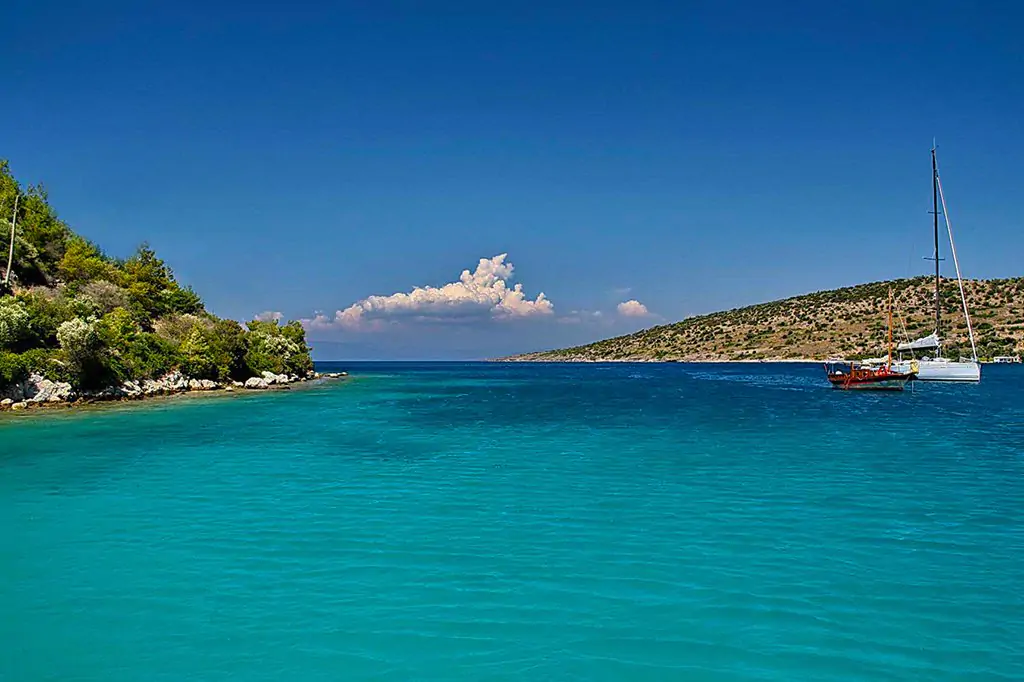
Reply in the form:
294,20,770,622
0,160,312,393
501,277,1024,362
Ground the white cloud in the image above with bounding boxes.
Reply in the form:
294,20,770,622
558,310,606,325
616,299,650,317
255,310,283,322
304,312,334,330
309,254,554,331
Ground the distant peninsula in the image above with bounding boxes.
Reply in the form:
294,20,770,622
500,277,1024,363
0,160,334,411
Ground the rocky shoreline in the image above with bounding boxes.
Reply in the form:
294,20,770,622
0,370,348,412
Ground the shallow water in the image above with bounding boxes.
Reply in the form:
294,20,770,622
2,363,1023,681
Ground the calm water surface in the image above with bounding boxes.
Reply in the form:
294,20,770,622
2,363,1023,681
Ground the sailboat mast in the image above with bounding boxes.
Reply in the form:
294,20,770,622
932,146,941,338
888,289,893,371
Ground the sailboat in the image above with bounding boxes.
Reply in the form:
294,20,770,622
890,146,981,382
826,289,917,390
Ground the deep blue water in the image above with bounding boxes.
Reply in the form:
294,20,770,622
2,362,1023,681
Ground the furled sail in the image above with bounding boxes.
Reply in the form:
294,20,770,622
897,332,940,351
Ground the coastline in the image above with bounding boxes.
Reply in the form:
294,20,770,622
0,371,348,414
493,357,820,364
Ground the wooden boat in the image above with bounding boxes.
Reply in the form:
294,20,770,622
826,289,917,390
826,363,916,390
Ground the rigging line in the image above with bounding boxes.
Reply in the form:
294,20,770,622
895,299,911,345
934,168,978,361
892,287,919,350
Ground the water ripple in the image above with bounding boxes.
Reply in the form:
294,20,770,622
2,363,1023,681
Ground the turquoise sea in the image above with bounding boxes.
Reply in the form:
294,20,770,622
2,362,1023,681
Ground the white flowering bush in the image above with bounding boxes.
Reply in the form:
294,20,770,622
0,297,31,350
57,318,99,365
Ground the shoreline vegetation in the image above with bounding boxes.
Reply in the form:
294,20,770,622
0,159,329,412
499,277,1024,363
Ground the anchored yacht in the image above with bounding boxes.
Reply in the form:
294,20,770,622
891,146,980,382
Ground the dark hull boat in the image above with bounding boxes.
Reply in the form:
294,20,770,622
826,365,916,391
825,288,918,391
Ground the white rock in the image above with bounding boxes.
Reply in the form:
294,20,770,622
51,381,73,402
245,377,269,389
199,379,218,390
19,374,72,403
1,398,12,406
27,379,54,402
11,401,28,410
163,372,188,391
231,381,244,387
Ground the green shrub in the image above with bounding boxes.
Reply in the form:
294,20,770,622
0,297,31,350
27,348,69,382
207,319,248,380
163,286,204,316
57,317,110,388
0,348,64,388
95,308,180,381
0,350,28,388
18,288,90,348
243,319,313,377
58,236,120,286
178,326,219,380
95,308,140,381
153,313,207,345
78,280,130,315
121,333,177,380
119,244,203,319
280,320,313,375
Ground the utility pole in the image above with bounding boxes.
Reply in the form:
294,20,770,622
3,193,17,287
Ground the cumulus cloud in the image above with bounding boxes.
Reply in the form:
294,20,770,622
616,299,650,317
309,254,554,331
255,310,283,322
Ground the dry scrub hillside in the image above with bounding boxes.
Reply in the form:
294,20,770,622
503,277,1024,362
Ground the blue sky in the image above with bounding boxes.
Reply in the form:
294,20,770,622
4,1,1023,359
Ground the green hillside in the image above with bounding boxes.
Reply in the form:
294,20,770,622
0,160,312,392
503,277,1024,362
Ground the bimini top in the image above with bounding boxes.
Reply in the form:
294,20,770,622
898,332,940,351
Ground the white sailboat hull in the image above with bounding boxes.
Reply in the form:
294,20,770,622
892,358,980,381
